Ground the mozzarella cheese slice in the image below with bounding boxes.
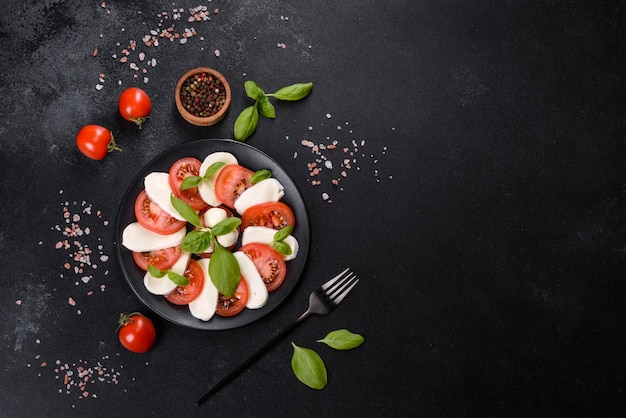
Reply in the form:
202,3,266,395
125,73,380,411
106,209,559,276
121,222,186,252
198,152,238,206
233,251,268,309
143,251,191,295
200,207,239,254
234,178,285,215
241,226,299,261
144,172,187,221
188,258,219,321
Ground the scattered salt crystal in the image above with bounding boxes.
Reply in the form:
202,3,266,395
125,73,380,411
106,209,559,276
95,84,104,91
68,297,76,306
214,49,220,57
326,113,331,119
322,193,329,201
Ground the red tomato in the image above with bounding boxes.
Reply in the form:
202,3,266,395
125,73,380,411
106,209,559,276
214,164,254,209
169,157,209,211
118,313,156,353
119,87,152,128
76,125,120,160
241,201,296,230
240,243,287,292
134,190,187,235
165,259,205,305
132,246,182,271
216,278,249,317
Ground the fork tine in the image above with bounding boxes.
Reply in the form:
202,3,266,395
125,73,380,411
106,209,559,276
323,268,358,305
333,277,358,305
324,271,355,298
329,274,357,305
321,267,351,291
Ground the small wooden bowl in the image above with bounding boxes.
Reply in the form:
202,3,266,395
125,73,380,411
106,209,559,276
175,67,231,126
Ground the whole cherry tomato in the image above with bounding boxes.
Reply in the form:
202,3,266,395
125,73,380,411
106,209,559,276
119,87,152,128
76,124,120,160
118,312,157,353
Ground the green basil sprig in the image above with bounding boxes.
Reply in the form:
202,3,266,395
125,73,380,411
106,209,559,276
271,83,315,101
250,169,272,185
234,81,313,141
168,194,242,296
290,329,365,390
317,329,365,350
291,342,327,390
209,242,240,297
147,264,190,286
180,161,227,191
272,225,293,256
170,194,201,227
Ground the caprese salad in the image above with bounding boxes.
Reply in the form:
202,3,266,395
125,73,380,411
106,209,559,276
121,152,299,322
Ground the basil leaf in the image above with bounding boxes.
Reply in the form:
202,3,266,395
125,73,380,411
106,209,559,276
250,169,272,185
211,217,241,236
234,105,259,141
272,82,313,101
147,264,166,278
273,225,293,242
170,194,201,227
167,270,190,286
209,241,241,297
317,329,365,350
272,240,292,256
290,342,327,390
181,230,213,253
180,175,204,191
244,80,266,101
203,161,227,179
257,96,276,119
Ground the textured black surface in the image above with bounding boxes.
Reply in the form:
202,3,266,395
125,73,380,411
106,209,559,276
1,1,625,416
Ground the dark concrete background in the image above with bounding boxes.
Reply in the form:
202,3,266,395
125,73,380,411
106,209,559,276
1,1,625,416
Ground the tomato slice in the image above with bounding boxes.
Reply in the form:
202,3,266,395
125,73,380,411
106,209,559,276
132,246,182,271
169,157,209,211
240,243,287,292
214,164,254,209
241,201,296,231
215,278,249,316
165,259,205,305
134,190,187,235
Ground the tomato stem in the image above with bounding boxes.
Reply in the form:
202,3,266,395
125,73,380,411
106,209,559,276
108,132,122,153
117,312,143,331
131,116,150,129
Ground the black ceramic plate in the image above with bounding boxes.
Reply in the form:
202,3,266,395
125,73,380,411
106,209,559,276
115,139,310,330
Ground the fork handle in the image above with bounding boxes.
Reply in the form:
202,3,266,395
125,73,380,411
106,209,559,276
196,314,310,406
